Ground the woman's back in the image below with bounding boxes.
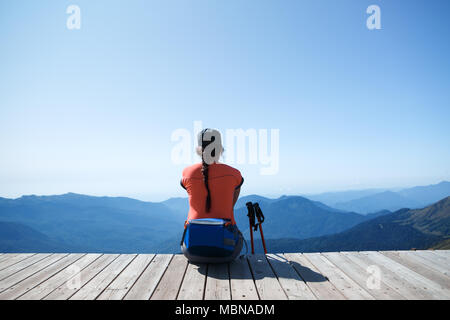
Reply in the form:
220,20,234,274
181,162,243,224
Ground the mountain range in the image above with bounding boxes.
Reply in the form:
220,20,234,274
253,196,450,253
0,181,449,253
303,181,450,214
0,193,185,253
0,193,371,253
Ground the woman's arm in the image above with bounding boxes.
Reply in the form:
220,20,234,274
232,187,241,207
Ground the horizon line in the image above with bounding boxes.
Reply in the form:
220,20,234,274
1,180,448,203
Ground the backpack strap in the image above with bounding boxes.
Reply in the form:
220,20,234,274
179,220,189,246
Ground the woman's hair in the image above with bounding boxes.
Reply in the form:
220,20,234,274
197,128,223,212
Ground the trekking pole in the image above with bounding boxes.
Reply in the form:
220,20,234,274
253,203,267,254
246,202,255,254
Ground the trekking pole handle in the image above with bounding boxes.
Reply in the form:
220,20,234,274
253,203,265,224
246,202,255,254
246,202,255,226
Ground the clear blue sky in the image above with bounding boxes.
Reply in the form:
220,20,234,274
1,0,449,201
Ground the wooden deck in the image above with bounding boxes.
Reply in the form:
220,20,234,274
0,250,449,300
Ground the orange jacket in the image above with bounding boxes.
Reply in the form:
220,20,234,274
181,162,244,224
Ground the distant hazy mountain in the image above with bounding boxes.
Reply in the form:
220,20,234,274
324,181,450,214
163,181,450,216
234,194,275,209
397,181,450,206
160,197,189,216
0,193,184,253
303,188,388,207
334,191,422,214
258,196,450,253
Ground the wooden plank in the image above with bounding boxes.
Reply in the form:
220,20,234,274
69,254,136,300
97,254,155,300
411,251,450,275
342,251,437,300
0,254,67,293
322,252,405,300
229,256,259,300
0,254,85,300
432,250,450,260
17,254,102,300
359,251,450,299
44,254,119,300
2,250,447,300
247,254,287,300
204,263,231,300
0,254,36,271
266,254,316,300
177,262,207,300
427,250,450,262
123,254,172,300
284,253,345,300
382,251,450,288
0,254,20,264
0,254,52,281
416,250,450,261
375,251,450,295
303,253,375,300
151,255,188,300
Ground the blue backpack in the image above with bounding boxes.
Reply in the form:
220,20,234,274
180,218,242,262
